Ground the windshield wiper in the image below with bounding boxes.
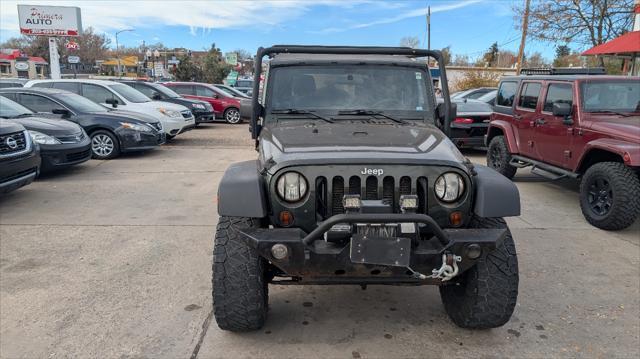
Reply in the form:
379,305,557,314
336,109,408,124
588,110,633,117
271,109,334,123
7,113,34,118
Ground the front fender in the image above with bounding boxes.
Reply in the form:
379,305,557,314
218,160,268,218
472,165,521,217
487,120,518,153
579,138,640,168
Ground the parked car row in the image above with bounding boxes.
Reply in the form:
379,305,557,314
0,78,251,194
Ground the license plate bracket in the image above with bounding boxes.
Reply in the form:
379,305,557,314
349,234,411,267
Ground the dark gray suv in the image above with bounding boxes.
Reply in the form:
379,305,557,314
213,46,521,332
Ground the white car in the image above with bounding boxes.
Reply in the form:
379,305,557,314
25,79,195,138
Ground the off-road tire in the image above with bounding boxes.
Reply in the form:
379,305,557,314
212,216,268,332
487,136,517,179
439,217,519,329
579,162,640,230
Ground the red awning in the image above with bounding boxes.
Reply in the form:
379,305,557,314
582,31,640,55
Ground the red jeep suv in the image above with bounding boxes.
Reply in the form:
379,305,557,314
163,82,242,124
486,69,639,230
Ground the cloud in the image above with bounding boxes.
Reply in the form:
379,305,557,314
313,0,484,34
0,0,384,42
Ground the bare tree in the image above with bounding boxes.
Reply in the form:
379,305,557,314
399,36,420,49
524,51,548,67
519,0,634,48
452,54,471,67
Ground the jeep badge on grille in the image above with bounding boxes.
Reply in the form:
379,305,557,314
361,167,384,176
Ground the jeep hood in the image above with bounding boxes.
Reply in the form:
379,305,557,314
259,120,466,170
588,116,640,142
9,116,81,136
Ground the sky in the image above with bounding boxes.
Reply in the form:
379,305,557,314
0,0,566,62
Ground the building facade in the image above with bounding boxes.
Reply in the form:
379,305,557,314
0,49,48,79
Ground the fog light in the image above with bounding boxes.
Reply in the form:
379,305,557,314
450,211,463,227
399,195,418,212
279,211,293,227
343,194,361,210
271,244,289,260
465,244,482,259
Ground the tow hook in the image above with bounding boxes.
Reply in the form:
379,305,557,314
407,253,462,281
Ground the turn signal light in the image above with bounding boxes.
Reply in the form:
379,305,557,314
279,211,294,227
450,211,463,227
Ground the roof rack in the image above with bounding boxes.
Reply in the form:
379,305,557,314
520,67,606,75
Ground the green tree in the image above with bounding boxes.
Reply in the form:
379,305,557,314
482,42,499,67
440,46,452,66
200,43,231,84
173,55,201,81
553,45,573,67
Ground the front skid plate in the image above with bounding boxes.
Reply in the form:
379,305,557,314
350,235,411,267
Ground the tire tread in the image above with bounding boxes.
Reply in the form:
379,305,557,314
579,162,640,230
212,216,267,331
439,217,519,329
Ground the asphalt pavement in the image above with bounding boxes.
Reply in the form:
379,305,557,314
1,124,638,358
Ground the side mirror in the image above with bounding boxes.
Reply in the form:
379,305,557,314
152,93,162,100
52,108,70,117
105,98,118,108
552,102,573,125
552,102,571,117
213,94,219,99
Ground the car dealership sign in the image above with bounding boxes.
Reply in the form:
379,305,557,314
18,5,82,36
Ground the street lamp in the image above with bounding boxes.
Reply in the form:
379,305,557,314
115,28,134,77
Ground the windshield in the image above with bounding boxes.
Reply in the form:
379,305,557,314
236,80,253,87
151,83,181,98
217,85,245,97
109,84,151,103
0,96,34,117
58,93,108,113
581,80,640,113
268,65,430,118
476,90,497,103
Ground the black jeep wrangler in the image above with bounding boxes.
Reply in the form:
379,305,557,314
213,46,521,331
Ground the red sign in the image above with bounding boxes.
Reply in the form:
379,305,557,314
66,41,79,50
18,5,82,37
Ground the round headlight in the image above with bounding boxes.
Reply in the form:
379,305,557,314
276,172,308,202
434,172,465,203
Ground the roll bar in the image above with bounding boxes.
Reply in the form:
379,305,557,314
250,45,453,139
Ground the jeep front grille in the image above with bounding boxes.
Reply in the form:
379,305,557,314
331,176,344,214
316,174,428,218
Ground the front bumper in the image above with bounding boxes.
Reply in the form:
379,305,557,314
235,213,506,285
118,129,165,152
0,148,40,194
193,110,215,123
450,123,488,148
40,140,92,172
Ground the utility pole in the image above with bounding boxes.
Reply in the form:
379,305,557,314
427,6,431,50
515,0,531,74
